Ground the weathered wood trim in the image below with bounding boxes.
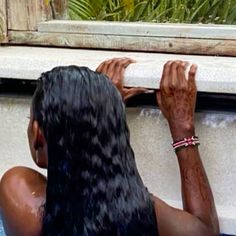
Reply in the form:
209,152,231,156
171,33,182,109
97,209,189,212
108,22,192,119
8,30,236,57
0,0,7,43
7,0,52,31
39,20,236,40
51,0,68,19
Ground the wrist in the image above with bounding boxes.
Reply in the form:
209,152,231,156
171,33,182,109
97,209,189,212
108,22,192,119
169,122,195,141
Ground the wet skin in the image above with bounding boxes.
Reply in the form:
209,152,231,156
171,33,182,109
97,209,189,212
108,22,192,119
0,59,219,236
0,167,46,236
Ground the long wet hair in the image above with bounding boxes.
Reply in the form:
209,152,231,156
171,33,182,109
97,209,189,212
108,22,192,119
32,66,158,236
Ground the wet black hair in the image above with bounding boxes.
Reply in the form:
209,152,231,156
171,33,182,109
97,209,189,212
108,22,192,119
32,66,158,236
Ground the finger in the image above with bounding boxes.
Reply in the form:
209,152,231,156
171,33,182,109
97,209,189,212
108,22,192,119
188,64,198,112
105,60,117,79
126,87,151,93
97,59,126,80
119,58,135,69
177,63,188,89
108,57,135,67
117,57,136,64
170,61,180,89
188,64,197,90
125,87,150,99
113,58,134,84
160,61,172,93
156,90,168,118
96,60,112,76
96,59,111,72
156,90,162,107
95,61,104,73
183,61,189,70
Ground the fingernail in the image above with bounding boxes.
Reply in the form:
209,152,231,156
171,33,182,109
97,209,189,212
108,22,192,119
191,64,197,70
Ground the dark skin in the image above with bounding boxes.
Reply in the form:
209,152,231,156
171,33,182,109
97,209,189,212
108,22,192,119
0,167,46,236
96,57,148,101
0,58,219,236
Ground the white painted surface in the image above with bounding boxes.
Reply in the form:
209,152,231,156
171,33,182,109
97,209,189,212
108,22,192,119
0,97,235,234
0,97,46,177
38,20,236,40
0,46,236,93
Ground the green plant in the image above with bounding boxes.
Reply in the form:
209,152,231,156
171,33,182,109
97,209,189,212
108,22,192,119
68,0,236,24
0,10,4,41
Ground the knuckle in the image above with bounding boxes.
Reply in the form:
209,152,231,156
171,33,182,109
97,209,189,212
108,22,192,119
189,85,197,93
113,79,119,85
104,61,110,66
169,82,176,90
189,70,196,76
179,83,188,91
115,60,123,67
180,86,187,92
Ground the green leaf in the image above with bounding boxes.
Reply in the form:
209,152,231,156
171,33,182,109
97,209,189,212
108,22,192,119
190,0,209,22
226,4,236,23
67,0,236,25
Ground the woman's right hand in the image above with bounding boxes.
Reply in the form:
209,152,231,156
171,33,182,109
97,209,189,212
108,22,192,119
156,61,198,141
96,58,148,102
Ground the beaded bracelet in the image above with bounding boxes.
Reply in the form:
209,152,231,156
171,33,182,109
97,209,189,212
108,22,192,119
172,136,200,152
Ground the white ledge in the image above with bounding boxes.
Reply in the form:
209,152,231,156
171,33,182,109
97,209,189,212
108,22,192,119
39,20,236,40
0,46,236,94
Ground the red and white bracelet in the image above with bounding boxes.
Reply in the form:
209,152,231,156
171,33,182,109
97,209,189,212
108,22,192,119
172,136,200,152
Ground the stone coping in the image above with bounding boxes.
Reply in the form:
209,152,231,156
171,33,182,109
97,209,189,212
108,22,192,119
0,46,236,94
38,20,236,40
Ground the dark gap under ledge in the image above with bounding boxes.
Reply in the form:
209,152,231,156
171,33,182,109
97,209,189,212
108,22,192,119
1,78,236,113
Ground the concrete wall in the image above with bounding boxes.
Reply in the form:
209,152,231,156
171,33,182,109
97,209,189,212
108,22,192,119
0,96,236,234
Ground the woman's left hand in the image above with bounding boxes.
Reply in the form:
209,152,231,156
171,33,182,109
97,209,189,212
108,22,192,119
156,60,197,141
96,58,148,102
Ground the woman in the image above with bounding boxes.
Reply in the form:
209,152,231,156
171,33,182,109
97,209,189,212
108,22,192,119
0,58,219,235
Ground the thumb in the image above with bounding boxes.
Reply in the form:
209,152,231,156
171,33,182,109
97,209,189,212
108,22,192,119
156,90,165,116
188,64,197,90
156,90,162,107
124,87,151,101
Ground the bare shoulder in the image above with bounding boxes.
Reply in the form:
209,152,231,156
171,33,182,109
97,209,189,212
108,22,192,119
0,166,46,236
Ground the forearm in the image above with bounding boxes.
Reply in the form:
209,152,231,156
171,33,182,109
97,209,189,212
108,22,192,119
171,125,219,232
177,147,217,222
157,60,219,234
